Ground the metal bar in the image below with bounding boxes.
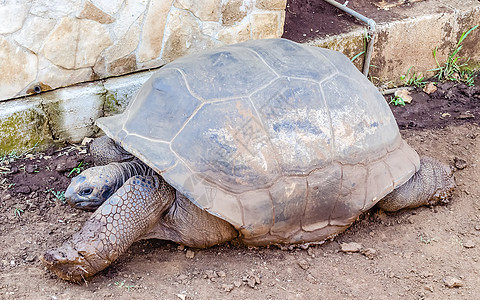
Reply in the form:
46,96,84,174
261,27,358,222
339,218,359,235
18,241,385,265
323,0,376,77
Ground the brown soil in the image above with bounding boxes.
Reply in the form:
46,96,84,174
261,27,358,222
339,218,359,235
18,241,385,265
283,0,407,42
1,77,479,299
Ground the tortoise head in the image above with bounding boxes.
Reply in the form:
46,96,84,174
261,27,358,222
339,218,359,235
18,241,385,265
65,166,118,211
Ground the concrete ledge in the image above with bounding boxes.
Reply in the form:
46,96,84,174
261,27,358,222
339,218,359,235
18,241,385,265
0,70,154,155
307,0,480,86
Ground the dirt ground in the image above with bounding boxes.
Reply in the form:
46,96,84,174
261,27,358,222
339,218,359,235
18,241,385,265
283,0,429,42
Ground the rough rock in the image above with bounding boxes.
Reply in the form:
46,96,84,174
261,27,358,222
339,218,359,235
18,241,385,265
0,2,30,34
218,22,251,44
13,16,56,53
256,0,287,10
340,242,363,253
0,37,38,100
175,0,221,21
77,1,115,24
222,0,252,26
161,9,217,63
138,0,172,63
90,0,123,15
251,12,281,39
42,17,112,69
443,276,464,288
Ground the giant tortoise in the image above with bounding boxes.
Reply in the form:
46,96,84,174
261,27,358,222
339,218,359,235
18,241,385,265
40,38,455,282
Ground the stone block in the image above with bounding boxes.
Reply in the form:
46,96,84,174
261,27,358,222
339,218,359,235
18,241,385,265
175,0,221,22
218,22,251,44
0,37,38,100
30,0,82,19
42,17,112,69
90,0,123,15
162,9,218,63
106,54,138,77
104,22,141,63
41,83,105,142
112,0,148,39
77,1,115,24
251,12,281,39
222,0,252,26
0,2,30,34
103,70,153,115
138,0,173,63
13,16,56,54
0,99,52,155
256,0,287,10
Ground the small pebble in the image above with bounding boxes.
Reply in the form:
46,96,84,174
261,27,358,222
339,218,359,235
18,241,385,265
307,247,315,257
361,248,377,259
423,82,437,94
424,285,434,292
454,157,468,170
443,276,463,288
222,284,234,292
297,258,310,270
185,250,195,259
463,240,475,248
340,242,362,253
217,270,226,277
176,294,186,300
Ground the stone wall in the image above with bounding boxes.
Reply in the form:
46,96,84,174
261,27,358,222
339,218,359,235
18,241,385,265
0,0,287,101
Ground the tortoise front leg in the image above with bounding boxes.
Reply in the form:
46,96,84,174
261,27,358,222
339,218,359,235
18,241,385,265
40,175,175,282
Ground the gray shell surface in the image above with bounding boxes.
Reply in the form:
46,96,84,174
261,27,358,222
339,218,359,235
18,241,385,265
97,39,420,245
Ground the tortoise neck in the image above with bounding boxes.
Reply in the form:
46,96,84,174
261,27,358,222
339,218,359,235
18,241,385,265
109,160,155,191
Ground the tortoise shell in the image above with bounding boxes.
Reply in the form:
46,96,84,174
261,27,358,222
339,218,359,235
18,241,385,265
96,38,419,245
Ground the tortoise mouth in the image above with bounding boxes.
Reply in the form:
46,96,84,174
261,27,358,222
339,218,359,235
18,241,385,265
68,199,104,211
65,184,105,211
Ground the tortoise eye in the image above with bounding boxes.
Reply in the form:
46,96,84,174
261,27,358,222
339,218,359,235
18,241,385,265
80,188,93,196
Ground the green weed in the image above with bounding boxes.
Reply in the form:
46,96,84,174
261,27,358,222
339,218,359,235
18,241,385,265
431,25,478,86
114,280,135,291
389,95,406,106
419,234,438,244
45,188,66,203
400,66,426,87
13,207,24,217
68,161,85,177
351,30,372,62
0,142,39,162
0,150,20,162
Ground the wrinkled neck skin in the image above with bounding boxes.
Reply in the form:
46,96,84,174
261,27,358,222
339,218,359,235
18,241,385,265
108,159,155,192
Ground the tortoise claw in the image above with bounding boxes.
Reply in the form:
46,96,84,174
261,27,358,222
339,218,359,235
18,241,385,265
40,241,95,282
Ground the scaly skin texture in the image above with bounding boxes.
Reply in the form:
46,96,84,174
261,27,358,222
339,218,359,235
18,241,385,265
377,156,456,212
40,175,175,282
89,135,133,165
